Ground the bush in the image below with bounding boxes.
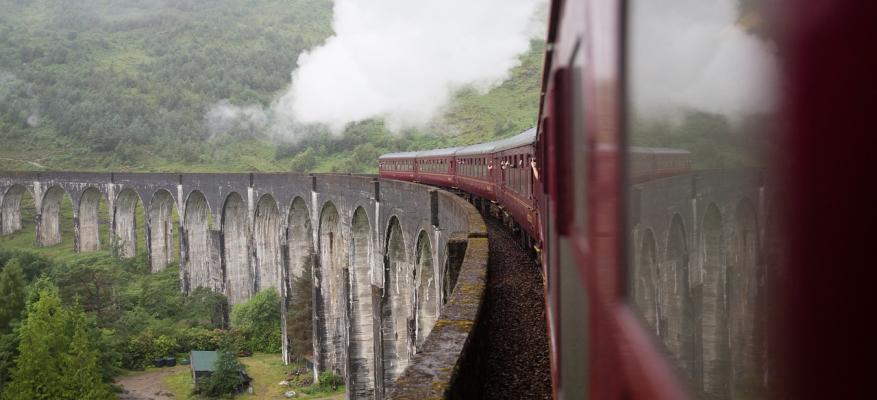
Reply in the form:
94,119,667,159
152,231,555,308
231,288,282,353
317,371,344,391
122,330,157,370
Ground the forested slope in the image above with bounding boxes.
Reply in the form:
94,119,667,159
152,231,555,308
0,0,543,173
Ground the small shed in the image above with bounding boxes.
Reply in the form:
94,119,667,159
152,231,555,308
190,350,219,383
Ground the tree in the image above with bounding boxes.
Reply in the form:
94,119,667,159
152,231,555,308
196,348,247,398
0,259,26,332
287,263,313,359
2,286,68,400
183,287,230,329
2,285,113,400
59,305,114,400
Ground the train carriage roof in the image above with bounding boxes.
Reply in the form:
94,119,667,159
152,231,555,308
417,147,461,158
379,151,420,160
455,127,536,156
377,127,536,160
492,127,537,152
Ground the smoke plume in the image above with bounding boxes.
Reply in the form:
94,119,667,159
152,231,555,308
272,0,547,133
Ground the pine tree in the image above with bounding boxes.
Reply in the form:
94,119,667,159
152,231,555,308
60,305,114,400
1,285,113,400
2,286,68,400
287,262,313,359
0,259,26,333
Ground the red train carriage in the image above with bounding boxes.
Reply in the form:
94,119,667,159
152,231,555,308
535,0,875,399
378,151,418,181
414,147,459,186
453,141,498,200
492,128,539,239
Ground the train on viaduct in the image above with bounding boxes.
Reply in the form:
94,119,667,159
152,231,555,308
0,167,766,399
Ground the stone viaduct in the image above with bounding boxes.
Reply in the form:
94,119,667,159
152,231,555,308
628,169,771,399
0,171,489,400
1,168,768,399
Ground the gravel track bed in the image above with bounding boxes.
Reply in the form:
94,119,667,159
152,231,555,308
480,216,552,399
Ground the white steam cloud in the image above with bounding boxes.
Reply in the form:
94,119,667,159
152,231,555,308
630,0,776,121
273,0,547,133
206,100,269,137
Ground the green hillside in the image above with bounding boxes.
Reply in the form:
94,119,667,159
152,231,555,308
0,0,543,174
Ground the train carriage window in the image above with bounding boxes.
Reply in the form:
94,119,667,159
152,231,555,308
626,0,777,398
514,155,520,193
571,44,587,231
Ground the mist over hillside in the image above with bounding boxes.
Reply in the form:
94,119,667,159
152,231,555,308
0,0,545,173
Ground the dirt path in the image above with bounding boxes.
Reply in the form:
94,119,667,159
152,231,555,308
116,366,184,400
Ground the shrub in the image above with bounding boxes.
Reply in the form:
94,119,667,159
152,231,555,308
317,371,344,391
231,288,282,353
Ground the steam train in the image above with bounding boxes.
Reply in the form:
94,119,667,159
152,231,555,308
380,0,874,399
379,129,689,243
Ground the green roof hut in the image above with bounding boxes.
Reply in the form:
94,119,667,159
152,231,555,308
190,350,219,384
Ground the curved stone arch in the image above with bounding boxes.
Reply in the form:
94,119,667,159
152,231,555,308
287,196,315,281
286,196,315,363
701,203,728,398
730,198,762,395
414,228,437,349
317,201,350,376
1,184,34,235
632,228,659,334
78,187,104,252
114,188,143,258
254,194,284,293
148,189,180,272
38,185,72,247
184,190,219,293
381,215,412,389
661,213,695,381
348,206,375,398
222,192,252,304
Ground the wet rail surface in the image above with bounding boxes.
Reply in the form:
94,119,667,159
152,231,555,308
480,216,552,399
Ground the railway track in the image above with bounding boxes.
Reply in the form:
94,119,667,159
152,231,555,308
480,216,552,399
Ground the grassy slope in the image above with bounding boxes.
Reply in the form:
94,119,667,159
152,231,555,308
0,0,543,173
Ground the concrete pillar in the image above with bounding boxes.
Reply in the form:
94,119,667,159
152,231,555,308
1,186,25,235
36,186,65,247
73,211,81,253
178,183,187,293
349,207,376,398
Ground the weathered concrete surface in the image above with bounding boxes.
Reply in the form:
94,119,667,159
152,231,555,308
0,171,488,400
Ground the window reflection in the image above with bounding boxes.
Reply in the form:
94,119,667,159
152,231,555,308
626,0,776,398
